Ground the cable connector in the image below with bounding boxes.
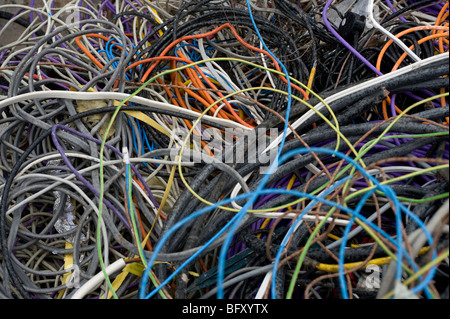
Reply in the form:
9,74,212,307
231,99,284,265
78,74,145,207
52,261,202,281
338,0,376,43
351,0,373,22
122,146,130,165
338,11,366,43
351,0,421,62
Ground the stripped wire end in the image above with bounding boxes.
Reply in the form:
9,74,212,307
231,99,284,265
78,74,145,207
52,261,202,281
122,146,130,165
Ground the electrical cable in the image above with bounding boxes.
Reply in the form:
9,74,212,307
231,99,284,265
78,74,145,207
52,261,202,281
0,0,447,300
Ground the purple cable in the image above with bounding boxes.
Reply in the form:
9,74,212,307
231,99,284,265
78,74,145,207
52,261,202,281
389,94,404,146
30,0,35,24
411,0,442,16
39,70,71,89
98,1,112,19
44,55,89,85
323,0,446,108
323,0,383,76
80,0,96,17
30,0,46,23
385,0,408,22
52,124,161,208
435,41,448,51
77,0,84,23
105,1,117,15
124,0,140,12
407,0,443,16
50,124,162,229
356,142,390,151
0,49,8,62
51,125,131,228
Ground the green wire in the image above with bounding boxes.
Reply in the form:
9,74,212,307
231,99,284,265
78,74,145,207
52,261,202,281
96,56,343,219
285,93,449,298
345,164,449,202
254,133,448,215
382,249,449,299
285,206,418,299
285,165,450,298
175,85,363,213
94,56,329,298
341,92,449,196
95,56,448,299
126,163,147,266
125,162,169,299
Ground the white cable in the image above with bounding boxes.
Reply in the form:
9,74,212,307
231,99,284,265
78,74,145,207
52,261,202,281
15,152,195,179
263,52,449,153
71,258,126,299
4,172,111,265
228,163,435,218
326,203,391,249
251,212,350,226
8,156,187,224
260,41,277,90
408,198,449,256
0,90,252,131
255,270,272,299
363,0,422,62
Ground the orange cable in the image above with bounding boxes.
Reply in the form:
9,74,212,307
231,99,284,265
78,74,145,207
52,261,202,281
140,23,308,97
155,71,214,157
375,25,449,119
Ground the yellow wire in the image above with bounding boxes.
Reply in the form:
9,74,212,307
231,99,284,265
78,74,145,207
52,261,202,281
176,85,362,214
142,164,177,249
311,227,359,247
341,92,449,196
345,164,449,203
304,61,316,100
316,247,431,272
316,256,391,272
143,0,165,37
381,249,449,299
286,174,297,211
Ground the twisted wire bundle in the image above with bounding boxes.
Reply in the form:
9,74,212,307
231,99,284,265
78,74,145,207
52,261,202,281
0,0,448,300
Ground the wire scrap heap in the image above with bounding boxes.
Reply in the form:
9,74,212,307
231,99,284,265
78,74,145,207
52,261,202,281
0,0,448,300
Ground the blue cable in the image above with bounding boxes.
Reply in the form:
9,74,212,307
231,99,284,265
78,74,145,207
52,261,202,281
133,6,439,294
174,43,198,61
137,118,155,153
125,115,139,156
339,215,356,299
102,37,139,81
338,188,376,299
137,150,436,299
138,185,377,299
105,38,121,69
138,142,416,298
338,189,436,299
271,175,353,299
213,0,294,299
400,203,437,297
281,147,436,297
139,143,397,299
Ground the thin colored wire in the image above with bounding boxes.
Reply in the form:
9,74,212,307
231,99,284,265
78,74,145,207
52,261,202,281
138,183,389,299
270,176,353,299
99,56,347,214
282,146,439,298
381,249,449,299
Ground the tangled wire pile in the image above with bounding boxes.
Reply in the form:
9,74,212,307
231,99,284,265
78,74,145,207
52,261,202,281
0,0,448,300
